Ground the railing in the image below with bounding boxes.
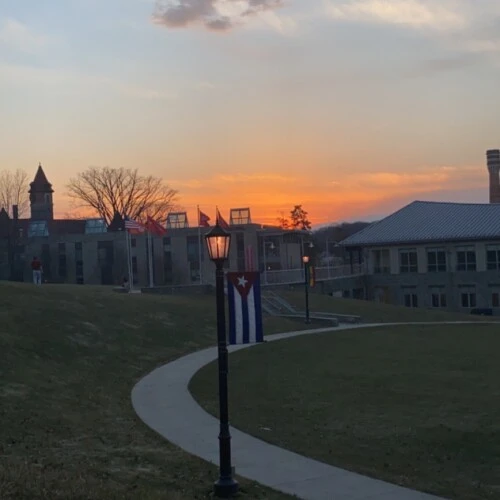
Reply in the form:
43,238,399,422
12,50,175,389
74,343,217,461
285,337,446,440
263,264,365,285
199,264,366,287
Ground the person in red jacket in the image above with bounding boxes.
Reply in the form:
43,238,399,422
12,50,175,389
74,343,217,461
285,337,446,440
31,256,43,285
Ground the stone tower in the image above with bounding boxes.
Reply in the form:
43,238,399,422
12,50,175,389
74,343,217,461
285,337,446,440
487,150,500,204
29,163,54,220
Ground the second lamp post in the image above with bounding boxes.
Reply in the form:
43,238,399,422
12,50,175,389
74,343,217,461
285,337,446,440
302,255,310,324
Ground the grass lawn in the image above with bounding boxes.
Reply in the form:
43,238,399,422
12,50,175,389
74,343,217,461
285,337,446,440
280,290,493,323
0,282,309,500
191,323,500,500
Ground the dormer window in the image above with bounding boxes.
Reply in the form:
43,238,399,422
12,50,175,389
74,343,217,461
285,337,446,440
28,220,48,237
85,218,107,234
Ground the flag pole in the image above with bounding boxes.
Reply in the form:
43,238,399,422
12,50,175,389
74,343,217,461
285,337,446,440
148,226,154,288
198,205,203,285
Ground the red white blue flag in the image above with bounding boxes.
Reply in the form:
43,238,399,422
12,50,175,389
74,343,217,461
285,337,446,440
227,271,263,345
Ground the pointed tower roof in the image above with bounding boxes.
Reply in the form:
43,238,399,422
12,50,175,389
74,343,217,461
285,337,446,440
29,163,54,193
107,211,125,232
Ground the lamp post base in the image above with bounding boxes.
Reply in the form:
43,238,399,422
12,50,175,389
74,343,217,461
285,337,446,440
214,477,239,498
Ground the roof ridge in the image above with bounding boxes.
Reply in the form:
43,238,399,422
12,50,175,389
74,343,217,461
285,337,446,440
413,200,493,207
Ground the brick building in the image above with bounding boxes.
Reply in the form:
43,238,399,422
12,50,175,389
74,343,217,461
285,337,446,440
0,165,304,287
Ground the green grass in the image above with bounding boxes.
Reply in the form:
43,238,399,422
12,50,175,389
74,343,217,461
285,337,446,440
0,282,308,500
191,324,500,500
281,290,492,323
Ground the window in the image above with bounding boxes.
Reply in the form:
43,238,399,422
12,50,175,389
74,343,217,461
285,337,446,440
28,220,48,237
230,207,251,225
486,245,500,270
132,256,138,274
163,250,172,283
41,244,51,279
430,287,447,308
456,246,476,271
399,249,417,273
403,288,418,307
186,235,200,262
373,249,390,274
75,242,83,284
85,218,107,234
131,238,137,248
492,292,500,308
460,287,476,308
427,248,446,272
236,232,245,271
58,243,67,278
75,242,82,259
166,212,189,228
186,236,200,282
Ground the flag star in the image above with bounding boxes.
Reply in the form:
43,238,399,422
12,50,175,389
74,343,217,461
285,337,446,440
237,276,248,288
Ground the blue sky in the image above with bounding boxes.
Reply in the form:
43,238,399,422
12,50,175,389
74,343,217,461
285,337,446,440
1,0,500,224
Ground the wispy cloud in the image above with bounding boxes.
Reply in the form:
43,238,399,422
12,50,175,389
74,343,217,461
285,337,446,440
325,1,500,57
193,80,217,90
217,173,298,183
0,18,55,54
325,0,466,31
152,0,289,32
0,63,178,100
172,164,487,220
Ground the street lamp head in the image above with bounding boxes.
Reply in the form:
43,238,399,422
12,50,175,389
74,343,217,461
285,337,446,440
302,255,310,264
205,222,231,262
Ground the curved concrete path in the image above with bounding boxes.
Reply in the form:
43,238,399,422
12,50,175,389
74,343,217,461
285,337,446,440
132,321,497,500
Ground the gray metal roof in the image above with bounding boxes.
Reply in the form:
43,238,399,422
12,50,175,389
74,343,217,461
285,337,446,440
341,201,500,247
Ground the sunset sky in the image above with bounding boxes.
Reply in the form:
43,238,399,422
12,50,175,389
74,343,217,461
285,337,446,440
1,0,500,226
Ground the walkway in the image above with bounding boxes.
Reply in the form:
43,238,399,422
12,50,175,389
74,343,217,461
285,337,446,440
132,322,493,500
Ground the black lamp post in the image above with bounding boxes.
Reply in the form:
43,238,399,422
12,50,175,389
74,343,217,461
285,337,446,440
204,222,239,498
303,255,310,324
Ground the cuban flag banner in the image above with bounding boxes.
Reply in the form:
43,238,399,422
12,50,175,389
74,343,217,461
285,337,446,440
227,271,264,345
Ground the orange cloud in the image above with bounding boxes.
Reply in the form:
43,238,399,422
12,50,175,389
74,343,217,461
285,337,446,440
54,164,488,228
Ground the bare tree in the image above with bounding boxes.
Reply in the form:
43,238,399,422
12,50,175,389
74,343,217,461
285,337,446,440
276,210,290,229
66,167,179,224
0,169,29,217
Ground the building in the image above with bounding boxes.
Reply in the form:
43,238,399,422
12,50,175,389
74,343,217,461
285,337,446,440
487,149,500,203
0,165,304,287
341,200,500,313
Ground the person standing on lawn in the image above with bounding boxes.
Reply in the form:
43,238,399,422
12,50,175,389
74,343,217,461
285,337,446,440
31,256,43,285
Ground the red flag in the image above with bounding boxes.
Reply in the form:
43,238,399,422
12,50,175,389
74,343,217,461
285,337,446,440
146,216,167,236
216,209,230,230
199,210,211,227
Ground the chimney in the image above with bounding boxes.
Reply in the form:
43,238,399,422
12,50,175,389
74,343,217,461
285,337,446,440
487,149,500,203
12,204,18,221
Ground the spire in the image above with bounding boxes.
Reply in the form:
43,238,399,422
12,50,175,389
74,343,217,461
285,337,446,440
29,163,54,194
29,162,54,221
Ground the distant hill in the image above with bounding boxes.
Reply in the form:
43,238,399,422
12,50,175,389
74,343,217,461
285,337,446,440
312,221,373,252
